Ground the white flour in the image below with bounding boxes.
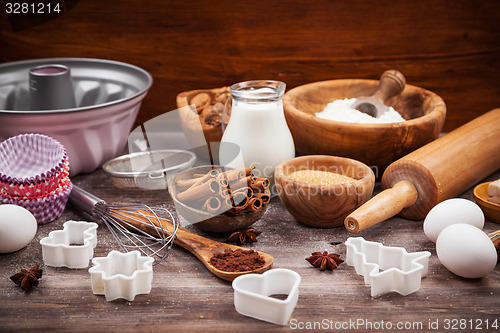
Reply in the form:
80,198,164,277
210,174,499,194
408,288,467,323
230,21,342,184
315,98,405,124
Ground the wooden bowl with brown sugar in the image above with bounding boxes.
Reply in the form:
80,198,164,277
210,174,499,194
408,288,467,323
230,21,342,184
283,79,446,174
274,155,375,228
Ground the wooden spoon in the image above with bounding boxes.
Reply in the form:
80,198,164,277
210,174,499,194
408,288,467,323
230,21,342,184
172,226,274,281
352,70,406,118
113,209,274,281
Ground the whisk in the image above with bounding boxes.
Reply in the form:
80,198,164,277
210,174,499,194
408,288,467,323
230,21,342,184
69,185,179,262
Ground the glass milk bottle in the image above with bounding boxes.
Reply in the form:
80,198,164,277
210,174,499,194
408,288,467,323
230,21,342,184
219,80,295,183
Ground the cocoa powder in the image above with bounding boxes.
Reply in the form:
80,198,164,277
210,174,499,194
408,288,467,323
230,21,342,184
209,248,265,272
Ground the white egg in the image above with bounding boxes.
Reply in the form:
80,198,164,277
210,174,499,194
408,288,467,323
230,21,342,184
423,198,484,243
0,204,37,253
436,224,497,278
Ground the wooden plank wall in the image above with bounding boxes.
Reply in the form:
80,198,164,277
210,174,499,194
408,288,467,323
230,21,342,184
1,0,499,131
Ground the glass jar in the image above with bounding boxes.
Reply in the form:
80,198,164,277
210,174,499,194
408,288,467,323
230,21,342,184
219,80,295,183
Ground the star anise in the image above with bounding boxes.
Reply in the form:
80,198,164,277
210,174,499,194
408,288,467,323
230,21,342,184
10,265,43,291
227,228,262,244
306,251,344,271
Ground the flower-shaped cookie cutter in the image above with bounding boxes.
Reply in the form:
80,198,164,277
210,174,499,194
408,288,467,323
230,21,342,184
232,268,301,326
40,220,98,268
89,250,154,302
345,237,431,297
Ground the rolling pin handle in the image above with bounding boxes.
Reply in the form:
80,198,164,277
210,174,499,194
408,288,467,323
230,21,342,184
344,180,418,233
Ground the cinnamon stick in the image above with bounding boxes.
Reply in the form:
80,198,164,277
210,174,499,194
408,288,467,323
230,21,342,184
175,169,218,190
231,190,249,208
250,177,270,193
220,196,233,212
189,169,220,189
202,197,222,214
220,188,232,199
232,187,253,205
219,167,255,182
247,197,263,212
255,192,270,205
227,176,255,192
218,178,229,188
193,173,207,178
177,178,220,203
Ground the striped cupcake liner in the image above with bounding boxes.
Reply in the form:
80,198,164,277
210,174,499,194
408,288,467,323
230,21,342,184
0,160,70,198
0,133,67,185
2,180,73,225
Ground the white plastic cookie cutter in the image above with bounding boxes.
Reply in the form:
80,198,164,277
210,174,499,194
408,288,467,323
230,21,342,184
40,220,98,268
89,250,154,302
345,237,430,297
232,268,301,326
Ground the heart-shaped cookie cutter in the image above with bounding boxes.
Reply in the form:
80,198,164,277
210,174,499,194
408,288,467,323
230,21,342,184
89,250,154,301
40,220,98,268
232,268,301,325
345,237,430,297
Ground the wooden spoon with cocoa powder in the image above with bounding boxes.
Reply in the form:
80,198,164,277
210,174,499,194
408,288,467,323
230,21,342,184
114,209,274,281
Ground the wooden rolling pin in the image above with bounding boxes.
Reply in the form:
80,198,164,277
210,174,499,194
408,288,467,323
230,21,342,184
345,108,500,232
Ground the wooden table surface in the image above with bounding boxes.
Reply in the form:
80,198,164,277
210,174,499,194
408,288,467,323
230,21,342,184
1,168,499,332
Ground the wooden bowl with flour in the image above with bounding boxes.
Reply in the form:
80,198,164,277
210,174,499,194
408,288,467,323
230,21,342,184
274,155,375,228
283,79,446,174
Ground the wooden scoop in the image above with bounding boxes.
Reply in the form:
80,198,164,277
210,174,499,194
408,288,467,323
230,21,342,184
172,226,274,281
114,209,274,281
352,70,406,118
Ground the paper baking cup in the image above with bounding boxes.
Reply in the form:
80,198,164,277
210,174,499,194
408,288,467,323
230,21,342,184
0,160,70,198
0,133,67,185
2,180,73,224
1,173,71,201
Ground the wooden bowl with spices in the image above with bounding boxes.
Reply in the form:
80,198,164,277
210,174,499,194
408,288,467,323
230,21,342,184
283,78,446,174
274,155,375,228
176,87,231,162
169,165,270,233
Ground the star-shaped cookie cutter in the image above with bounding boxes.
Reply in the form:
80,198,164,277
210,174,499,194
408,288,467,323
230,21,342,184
345,237,430,297
89,250,154,301
40,220,98,268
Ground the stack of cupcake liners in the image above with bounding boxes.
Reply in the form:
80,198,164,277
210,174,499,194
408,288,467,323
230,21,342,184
0,133,73,224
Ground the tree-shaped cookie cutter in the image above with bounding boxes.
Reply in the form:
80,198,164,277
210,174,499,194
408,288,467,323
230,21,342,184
40,220,98,268
345,237,430,297
89,250,154,301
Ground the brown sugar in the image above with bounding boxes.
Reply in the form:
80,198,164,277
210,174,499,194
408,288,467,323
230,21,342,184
209,248,265,272
289,170,355,185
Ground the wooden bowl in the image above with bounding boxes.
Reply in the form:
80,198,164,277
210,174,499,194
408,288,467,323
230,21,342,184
169,165,269,233
274,155,375,228
473,182,500,224
176,87,231,163
283,79,446,173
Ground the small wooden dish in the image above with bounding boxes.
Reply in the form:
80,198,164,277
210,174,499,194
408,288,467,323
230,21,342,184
176,87,231,163
473,182,500,224
169,165,269,233
283,79,446,173
274,155,375,228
